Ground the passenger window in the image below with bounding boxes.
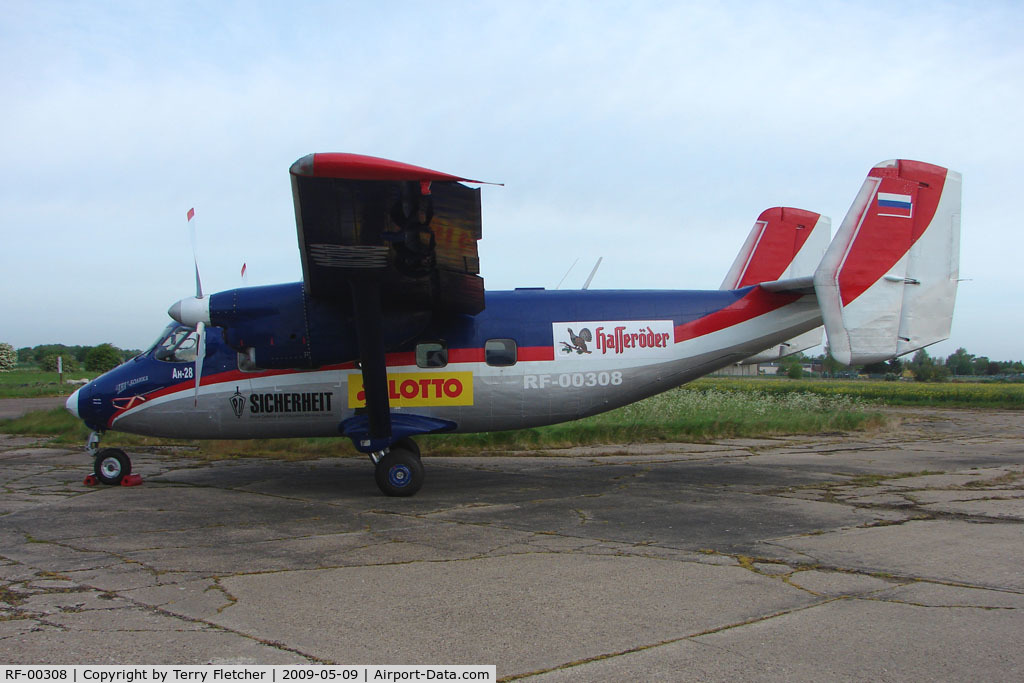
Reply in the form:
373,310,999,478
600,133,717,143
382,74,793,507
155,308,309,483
416,341,448,368
485,339,517,367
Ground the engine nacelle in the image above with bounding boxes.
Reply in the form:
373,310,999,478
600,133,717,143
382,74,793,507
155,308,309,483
208,282,429,370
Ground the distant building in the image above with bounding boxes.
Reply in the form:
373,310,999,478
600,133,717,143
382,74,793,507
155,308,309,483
712,363,760,377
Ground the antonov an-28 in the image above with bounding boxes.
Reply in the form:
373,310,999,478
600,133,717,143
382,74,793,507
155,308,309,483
66,154,962,496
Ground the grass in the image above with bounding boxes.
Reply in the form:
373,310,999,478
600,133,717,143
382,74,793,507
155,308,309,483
1,385,888,459
693,377,1024,409
0,368,88,398
425,386,886,453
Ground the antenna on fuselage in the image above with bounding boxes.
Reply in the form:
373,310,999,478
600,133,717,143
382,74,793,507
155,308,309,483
582,257,603,290
554,258,579,290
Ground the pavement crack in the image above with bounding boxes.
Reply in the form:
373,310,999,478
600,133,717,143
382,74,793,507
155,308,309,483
206,577,239,613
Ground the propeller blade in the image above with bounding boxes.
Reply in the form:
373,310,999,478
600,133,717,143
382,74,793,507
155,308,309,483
187,207,204,299
194,321,206,406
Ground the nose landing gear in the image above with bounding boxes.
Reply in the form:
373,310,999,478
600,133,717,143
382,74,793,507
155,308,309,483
85,431,133,486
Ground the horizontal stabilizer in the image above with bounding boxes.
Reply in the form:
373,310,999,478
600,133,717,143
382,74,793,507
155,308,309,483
739,327,824,364
814,160,962,365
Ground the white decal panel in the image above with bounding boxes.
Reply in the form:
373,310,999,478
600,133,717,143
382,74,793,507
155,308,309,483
552,320,674,360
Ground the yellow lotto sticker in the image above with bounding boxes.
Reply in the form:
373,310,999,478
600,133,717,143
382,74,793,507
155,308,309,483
348,371,474,408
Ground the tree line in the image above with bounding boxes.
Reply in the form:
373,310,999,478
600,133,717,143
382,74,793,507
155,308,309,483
790,347,1024,382
0,343,143,374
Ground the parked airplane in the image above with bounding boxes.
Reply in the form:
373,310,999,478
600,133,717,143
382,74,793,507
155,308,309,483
66,155,961,496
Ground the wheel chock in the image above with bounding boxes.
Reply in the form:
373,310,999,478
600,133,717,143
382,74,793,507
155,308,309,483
121,474,143,487
83,475,99,486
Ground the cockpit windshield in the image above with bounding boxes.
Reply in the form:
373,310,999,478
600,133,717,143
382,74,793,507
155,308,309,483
150,324,199,363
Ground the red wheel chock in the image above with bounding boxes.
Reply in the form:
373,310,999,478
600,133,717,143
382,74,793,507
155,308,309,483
83,474,143,487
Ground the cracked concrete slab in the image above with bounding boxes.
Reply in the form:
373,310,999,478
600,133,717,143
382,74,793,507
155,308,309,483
0,404,1022,678
531,599,1024,682
772,519,1024,590
918,498,1024,521
786,569,898,596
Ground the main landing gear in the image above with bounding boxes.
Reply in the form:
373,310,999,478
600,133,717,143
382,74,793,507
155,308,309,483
86,431,133,486
370,437,423,497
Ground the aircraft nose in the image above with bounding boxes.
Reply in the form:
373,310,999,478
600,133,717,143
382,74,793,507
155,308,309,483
65,387,81,418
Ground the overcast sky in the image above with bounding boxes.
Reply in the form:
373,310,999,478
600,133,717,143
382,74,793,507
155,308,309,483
2,1,1022,361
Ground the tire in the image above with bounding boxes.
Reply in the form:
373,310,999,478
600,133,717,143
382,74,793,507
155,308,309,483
374,448,424,497
391,437,421,459
94,448,131,486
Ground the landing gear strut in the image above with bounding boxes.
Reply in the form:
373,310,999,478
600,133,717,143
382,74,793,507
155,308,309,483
85,431,132,486
371,441,424,497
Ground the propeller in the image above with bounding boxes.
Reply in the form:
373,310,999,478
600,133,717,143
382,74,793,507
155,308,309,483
188,208,207,406
167,208,212,406
194,320,206,406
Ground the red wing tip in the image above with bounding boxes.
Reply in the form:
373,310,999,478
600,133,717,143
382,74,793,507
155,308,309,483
289,152,498,185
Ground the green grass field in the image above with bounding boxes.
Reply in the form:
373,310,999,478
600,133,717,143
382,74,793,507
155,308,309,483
693,376,1024,409
0,369,87,398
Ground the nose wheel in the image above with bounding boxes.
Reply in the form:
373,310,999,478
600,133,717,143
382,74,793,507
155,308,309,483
93,448,132,486
374,445,424,497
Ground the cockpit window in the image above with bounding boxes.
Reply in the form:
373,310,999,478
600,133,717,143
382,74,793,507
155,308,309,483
153,325,199,363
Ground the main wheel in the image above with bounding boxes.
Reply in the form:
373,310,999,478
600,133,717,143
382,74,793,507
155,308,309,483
94,448,131,486
391,437,421,459
374,448,424,497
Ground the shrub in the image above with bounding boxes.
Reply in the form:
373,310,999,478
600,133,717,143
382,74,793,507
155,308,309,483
85,344,123,372
38,354,80,373
0,343,15,371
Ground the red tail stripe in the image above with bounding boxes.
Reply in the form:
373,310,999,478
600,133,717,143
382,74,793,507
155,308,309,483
675,288,801,343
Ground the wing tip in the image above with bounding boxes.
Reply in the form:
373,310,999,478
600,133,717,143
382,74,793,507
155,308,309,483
290,154,315,177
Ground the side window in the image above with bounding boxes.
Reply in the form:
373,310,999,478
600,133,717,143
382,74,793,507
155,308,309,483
237,349,260,372
485,339,517,367
416,341,448,368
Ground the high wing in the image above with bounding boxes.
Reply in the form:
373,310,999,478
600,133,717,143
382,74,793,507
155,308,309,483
290,153,486,315
289,153,490,454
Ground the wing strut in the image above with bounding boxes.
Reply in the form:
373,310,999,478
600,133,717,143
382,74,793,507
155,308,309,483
350,277,392,451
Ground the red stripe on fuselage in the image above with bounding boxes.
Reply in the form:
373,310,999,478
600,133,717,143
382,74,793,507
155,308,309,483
674,287,801,343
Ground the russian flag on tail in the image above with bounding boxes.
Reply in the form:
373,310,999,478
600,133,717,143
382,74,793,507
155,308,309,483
877,192,913,218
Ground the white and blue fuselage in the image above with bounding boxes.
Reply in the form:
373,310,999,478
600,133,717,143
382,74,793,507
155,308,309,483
68,285,820,441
